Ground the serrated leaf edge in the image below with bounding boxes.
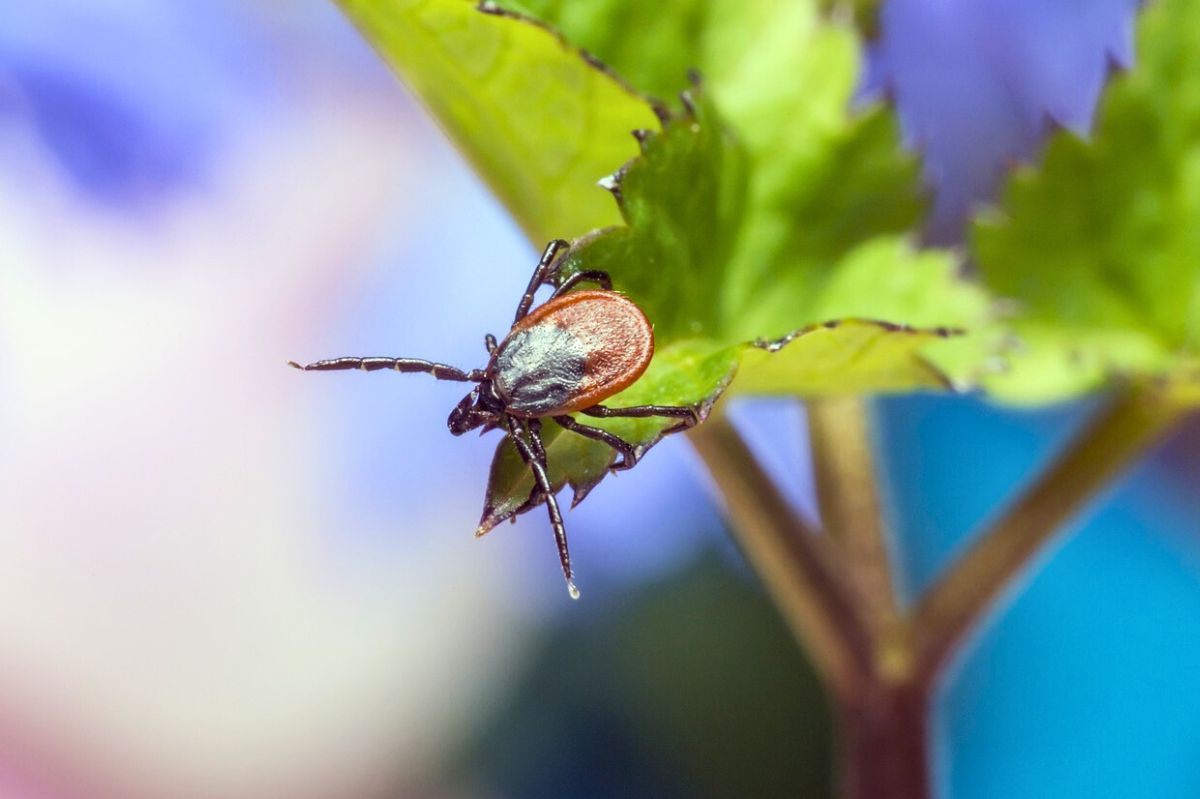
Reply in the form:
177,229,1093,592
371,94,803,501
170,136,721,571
475,0,674,118
747,317,967,392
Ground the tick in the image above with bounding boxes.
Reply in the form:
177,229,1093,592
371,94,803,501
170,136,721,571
289,240,700,598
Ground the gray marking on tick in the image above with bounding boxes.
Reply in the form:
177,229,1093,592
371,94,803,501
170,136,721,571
494,325,590,416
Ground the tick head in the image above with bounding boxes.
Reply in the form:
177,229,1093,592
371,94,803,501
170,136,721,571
448,384,502,436
448,390,481,436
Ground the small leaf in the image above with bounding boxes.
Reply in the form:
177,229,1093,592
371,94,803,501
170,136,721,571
735,319,959,395
477,421,614,536
335,0,661,242
561,88,987,391
972,0,1200,404
582,338,738,441
477,340,735,533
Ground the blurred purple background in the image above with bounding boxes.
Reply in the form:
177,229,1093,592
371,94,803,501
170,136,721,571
0,0,1197,797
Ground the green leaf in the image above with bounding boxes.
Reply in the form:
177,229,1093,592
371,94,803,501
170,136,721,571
736,319,959,395
477,420,614,536
354,0,988,529
527,1,988,366
493,0,883,105
335,0,660,242
490,1,772,104
473,5,991,528
477,340,735,534
479,88,983,523
562,88,988,391
972,0,1200,404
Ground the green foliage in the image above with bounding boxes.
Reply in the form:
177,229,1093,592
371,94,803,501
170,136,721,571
491,0,713,101
337,0,988,520
481,83,986,523
494,0,882,102
478,340,733,534
335,0,659,242
478,420,615,535
973,0,1200,403
566,80,985,391
480,0,987,382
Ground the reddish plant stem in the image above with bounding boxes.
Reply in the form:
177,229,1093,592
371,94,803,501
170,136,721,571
838,681,931,799
809,398,931,798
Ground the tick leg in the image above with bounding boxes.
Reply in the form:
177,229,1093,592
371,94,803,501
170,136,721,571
504,415,579,599
551,269,612,297
526,418,548,464
581,403,701,422
581,403,703,440
287,357,483,382
520,419,553,511
514,239,570,323
553,415,641,472
484,334,498,355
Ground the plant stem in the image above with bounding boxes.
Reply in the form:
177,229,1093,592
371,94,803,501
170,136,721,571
837,681,931,799
808,397,899,633
689,410,874,700
911,388,1189,682
693,388,1185,799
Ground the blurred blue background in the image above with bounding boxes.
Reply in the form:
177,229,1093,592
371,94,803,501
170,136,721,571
0,0,1197,797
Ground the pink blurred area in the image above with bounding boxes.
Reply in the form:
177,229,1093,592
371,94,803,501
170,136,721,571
0,2,541,797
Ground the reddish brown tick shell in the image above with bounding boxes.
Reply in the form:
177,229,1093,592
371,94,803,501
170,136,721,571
491,290,654,417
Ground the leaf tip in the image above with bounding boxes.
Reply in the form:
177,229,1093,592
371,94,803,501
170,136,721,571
596,172,623,201
476,497,514,537
568,464,611,507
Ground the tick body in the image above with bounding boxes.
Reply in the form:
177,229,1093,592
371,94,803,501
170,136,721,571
289,240,699,598
492,290,654,417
